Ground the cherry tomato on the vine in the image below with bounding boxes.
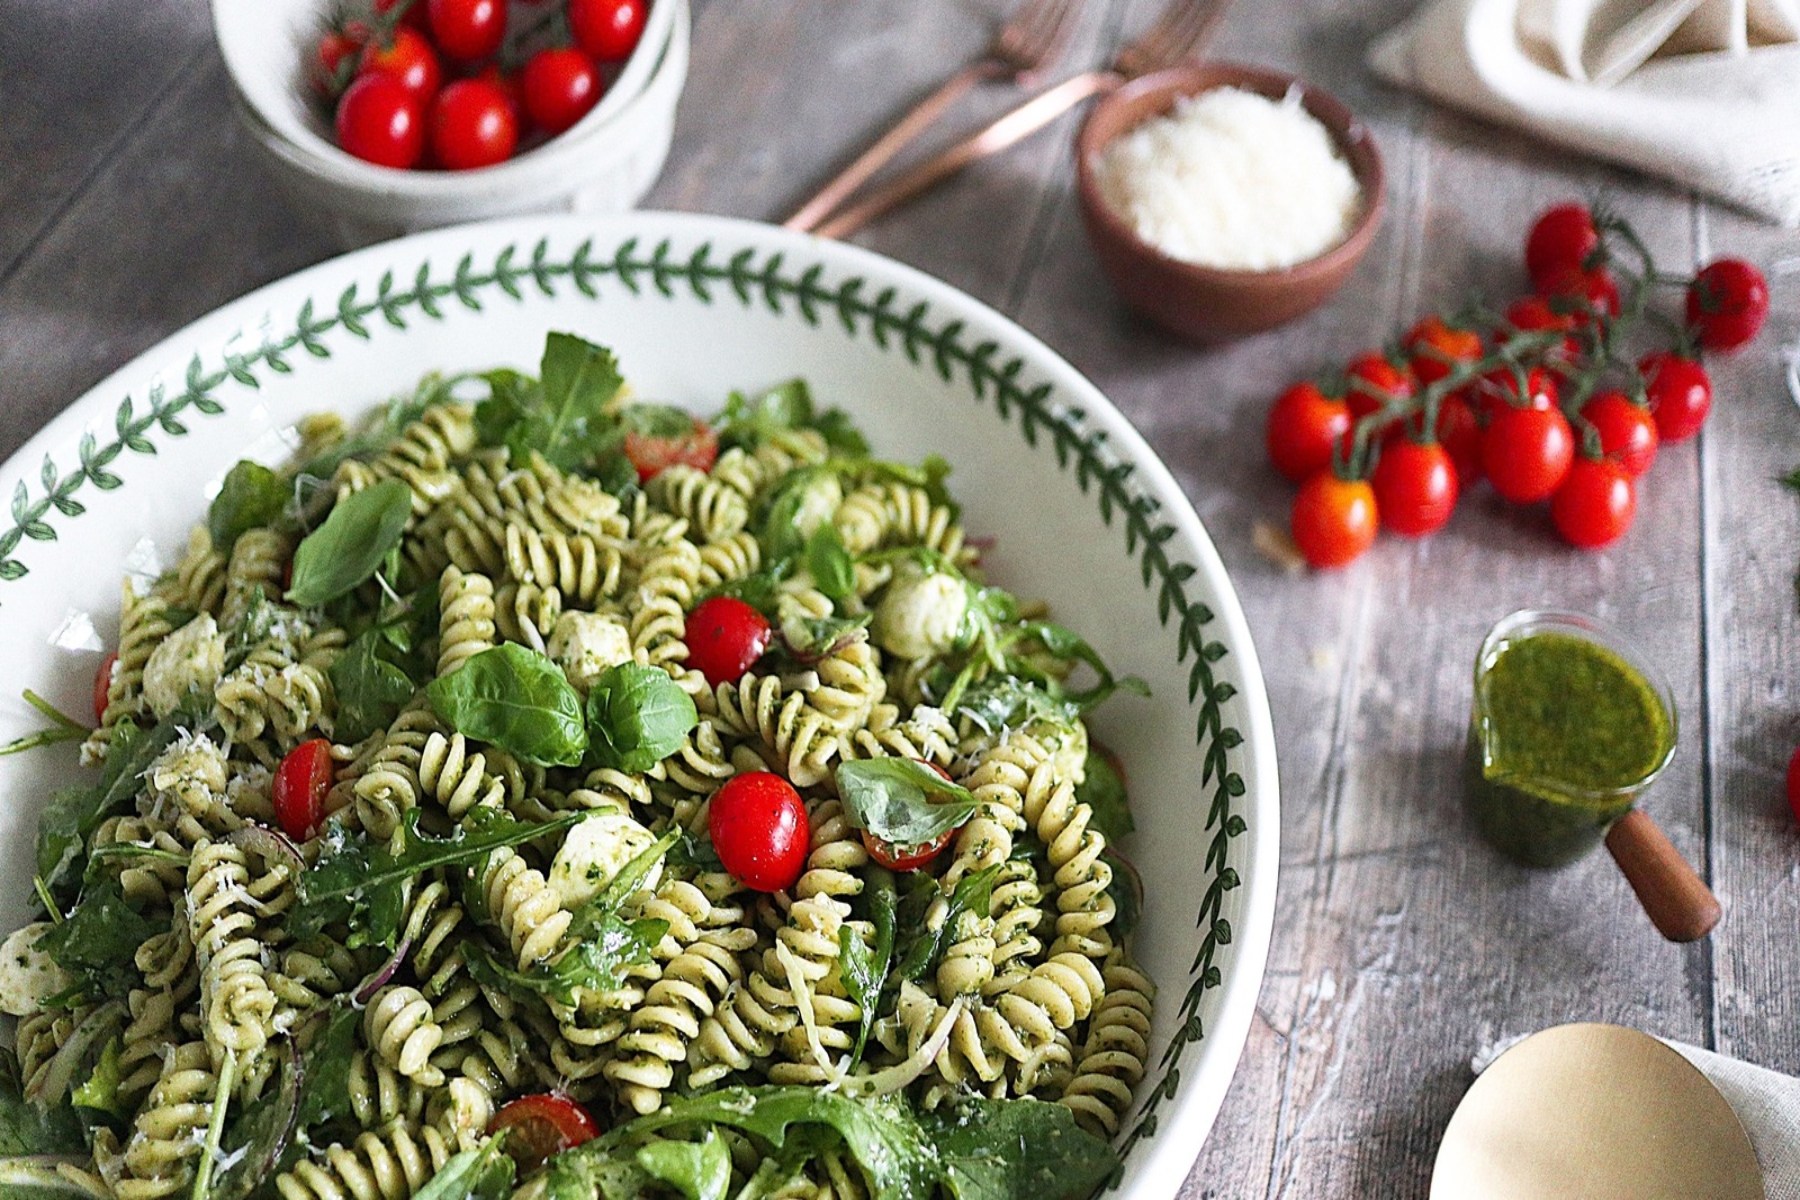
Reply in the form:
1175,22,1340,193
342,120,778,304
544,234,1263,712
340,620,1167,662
1784,745,1800,826
709,772,810,893
1433,394,1484,486
1473,364,1558,419
1372,439,1458,538
623,417,719,482
1639,351,1712,443
1345,353,1415,421
1405,315,1483,387
1291,473,1378,569
428,78,518,170
1502,294,1581,362
471,64,524,120
860,761,955,871
358,27,442,103
685,596,772,686
1536,265,1620,323
569,0,648,63
522,47,603,136
1482,406,1574,504
92,651,118,725
490,1094,600,1174
1525,203,1600,290
335,73,425,168
376,0,429,30
427,0,506,61
1685,258,1769,353
1266,382,1351,483
311,28,367,97
272,738,333,840
1550,458,1636,548
1579,391,1658,479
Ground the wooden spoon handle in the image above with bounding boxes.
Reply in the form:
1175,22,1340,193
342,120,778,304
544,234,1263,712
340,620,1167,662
1604,809,1721,942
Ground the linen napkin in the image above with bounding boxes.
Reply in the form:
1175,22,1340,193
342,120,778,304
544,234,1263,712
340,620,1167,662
1473,1033,1800,1198
1367,0,1800,226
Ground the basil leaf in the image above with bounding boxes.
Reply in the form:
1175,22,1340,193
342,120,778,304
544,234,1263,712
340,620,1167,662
896,865,999,982
330,631,417,744
208,460,288,553
635,1131,730,1200
427,644,587,768
583,664,697,774
38,877,158,1004
286,478,412,608
920,1098,1119,1200
776,610,868,666
835,758,978,848
473,368,537,450
804,523,854,603
1075,749,1133,842
1008,621,1150,714
838,867,895,1069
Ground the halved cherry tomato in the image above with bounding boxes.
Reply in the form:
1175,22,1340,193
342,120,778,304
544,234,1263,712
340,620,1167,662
93,651,118,724
1404,316,1483,387
1639,351,1712,443
1685,258,1769,353
623,416,718,483
685,596,772,686
1579,391,1658,479
1266,381,1350,483
1291,473,1378,569
1345,353,1415,421
710,772,810,892
490,1093,600,1174
272,738,333,840
861,761,954,870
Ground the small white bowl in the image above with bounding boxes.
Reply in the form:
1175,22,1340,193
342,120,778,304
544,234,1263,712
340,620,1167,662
213,0,688,246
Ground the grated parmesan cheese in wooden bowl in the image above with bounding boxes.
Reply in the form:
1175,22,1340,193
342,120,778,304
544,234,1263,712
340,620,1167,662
1094,85,1363,272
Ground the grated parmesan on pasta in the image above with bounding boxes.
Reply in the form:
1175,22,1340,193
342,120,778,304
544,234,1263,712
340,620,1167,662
1095,85,1362,271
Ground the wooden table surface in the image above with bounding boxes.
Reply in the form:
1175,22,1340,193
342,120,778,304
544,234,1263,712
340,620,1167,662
4,1,1798,1195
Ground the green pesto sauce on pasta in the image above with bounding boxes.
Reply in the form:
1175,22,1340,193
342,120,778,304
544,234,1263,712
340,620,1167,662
0,336,1153,1200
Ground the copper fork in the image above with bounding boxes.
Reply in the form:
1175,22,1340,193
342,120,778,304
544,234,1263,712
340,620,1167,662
783,0,1086,233
812,0,1231,240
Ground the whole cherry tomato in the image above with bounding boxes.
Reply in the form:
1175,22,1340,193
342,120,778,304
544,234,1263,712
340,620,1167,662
1291,473,1378,569
1536,265,1621,324
1472,364,1559,422
490,1094,600,1174
1639,351,1712,442
1433,394,1484,486
1345,353,1415,421
1501,294,1581,362
1579,391,1658,479
1525,203,1600,290
1372,439,1458,538
569,0,647,63
1266,382,1351,483
623,416,719,482
709,772,810,892
335,73,425,168
311,27,368,98
471,63,524,120
1550,458,1636,548
427,0,507,61
685,596,772,686
1785,745,1800,826
1482,406,1574,504
358,27,441,103
522,47,603,136
92,651,118,724
429,78,518,169
273,738,333,840
860,761,955,871
1405,315,1483,387
1685,258,1769,353
376,0,429,29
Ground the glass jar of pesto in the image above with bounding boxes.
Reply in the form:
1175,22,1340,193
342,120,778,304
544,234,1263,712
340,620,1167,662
1466,610,1677,868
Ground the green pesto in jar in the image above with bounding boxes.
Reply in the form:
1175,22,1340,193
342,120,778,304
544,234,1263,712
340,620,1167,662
1466,630,1674,868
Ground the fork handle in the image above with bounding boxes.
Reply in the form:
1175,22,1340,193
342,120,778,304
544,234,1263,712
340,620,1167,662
811,69,1123,240
784,60,1006,233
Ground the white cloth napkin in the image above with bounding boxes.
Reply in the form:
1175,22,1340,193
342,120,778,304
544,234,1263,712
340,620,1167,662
1367,0,1800,226
1473,1033,1800,1198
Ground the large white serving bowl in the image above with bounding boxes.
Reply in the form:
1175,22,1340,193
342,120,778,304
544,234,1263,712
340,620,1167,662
0,213,1278,1196
213,0,688,246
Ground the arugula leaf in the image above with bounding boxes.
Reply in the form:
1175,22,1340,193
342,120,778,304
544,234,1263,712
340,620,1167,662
919,1098,1119,1200
835,758,978,849
804,523,855,603
70,1036,127,1120
37,877,157,1004
583,665,698,774
409,1136,515,1200
0,1048,84,1156
635,1130,730,1200
480,334,626,471
330,631,417,744
1075,749,1133,843
295,1000,360,1134
427,644,587,768
473,368,538,451
214,1041,301,1200
37,712,189,904
285,478,412,608
838,867,896,1069
208,460,288,554
698,559,795,615
953,677,1081,736
666,827,723,873
288,808,585,944
1008,622,1150,714
713,380,868,458
858,454,956,515
297,379,444,481
895,865,1000,983
756,466,838,561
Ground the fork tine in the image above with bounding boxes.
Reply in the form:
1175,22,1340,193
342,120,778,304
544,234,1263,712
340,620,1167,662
998,0,1085,69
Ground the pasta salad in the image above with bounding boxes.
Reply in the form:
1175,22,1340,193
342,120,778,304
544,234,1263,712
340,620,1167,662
0,331,1153,1200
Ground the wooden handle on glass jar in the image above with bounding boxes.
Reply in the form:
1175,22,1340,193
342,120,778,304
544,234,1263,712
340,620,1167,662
1604,809,1721,942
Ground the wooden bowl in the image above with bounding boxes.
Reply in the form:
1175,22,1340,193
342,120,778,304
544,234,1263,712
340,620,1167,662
1074,62,1386,344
